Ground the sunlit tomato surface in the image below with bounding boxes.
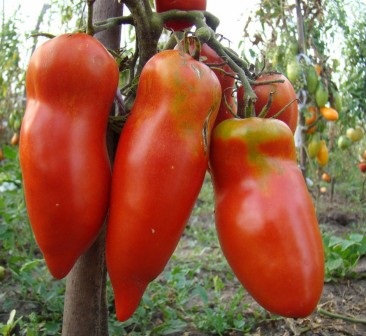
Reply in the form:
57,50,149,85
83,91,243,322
19,33,119,279
106,49,221,321
209,117,324,318
155,0,207,31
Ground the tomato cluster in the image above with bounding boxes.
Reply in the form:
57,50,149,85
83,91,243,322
20,8,324,324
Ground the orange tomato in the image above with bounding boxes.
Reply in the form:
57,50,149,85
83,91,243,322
11,133,19,146
316,140,329,167
305,106,317,125
315,64,322,76
319,106,338,121
321,172,331,183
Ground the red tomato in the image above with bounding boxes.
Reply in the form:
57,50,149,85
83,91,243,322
359,162,366,173
19,33,119,279
200,43,237,127
155,0,207,31
238,74,299,133
209,117,324,318
175,39,237,127
106,49,221,321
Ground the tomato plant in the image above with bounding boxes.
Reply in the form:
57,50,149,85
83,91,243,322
209,117,324,318
238,73,298,133
19,33,119,279
155,0,207,31
106,49,221,321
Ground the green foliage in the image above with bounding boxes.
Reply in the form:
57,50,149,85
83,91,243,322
0,146,65,335
323,233,366,281
0,10,24,139
0,310,22,336
340,12,366,124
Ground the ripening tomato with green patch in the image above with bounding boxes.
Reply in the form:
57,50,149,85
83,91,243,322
155,0,207,31
237,73,298,133
209,117,324,318
106,49,221,322
19,33,119,279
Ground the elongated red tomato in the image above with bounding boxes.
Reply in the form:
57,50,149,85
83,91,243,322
209,117,324,318
19,33,119,279
155,0,207,31
106,49,221,321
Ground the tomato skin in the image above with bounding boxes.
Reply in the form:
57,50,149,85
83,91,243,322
199,43,236,127
209,118,324,318
319,106,339,121
175,41,236,127
237,74,298,133
316,140,329,167
155,0,207,31
305,106,317,126
322,172,331,183
254,74,298,133
106,49,221,321
19,33,119,279
359,162,366,173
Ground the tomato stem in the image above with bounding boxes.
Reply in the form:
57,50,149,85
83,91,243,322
86,0,96,36
93,15,135,34
270,97,298,119
257,91,275,118
317,308,366,325
30,32,55,39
